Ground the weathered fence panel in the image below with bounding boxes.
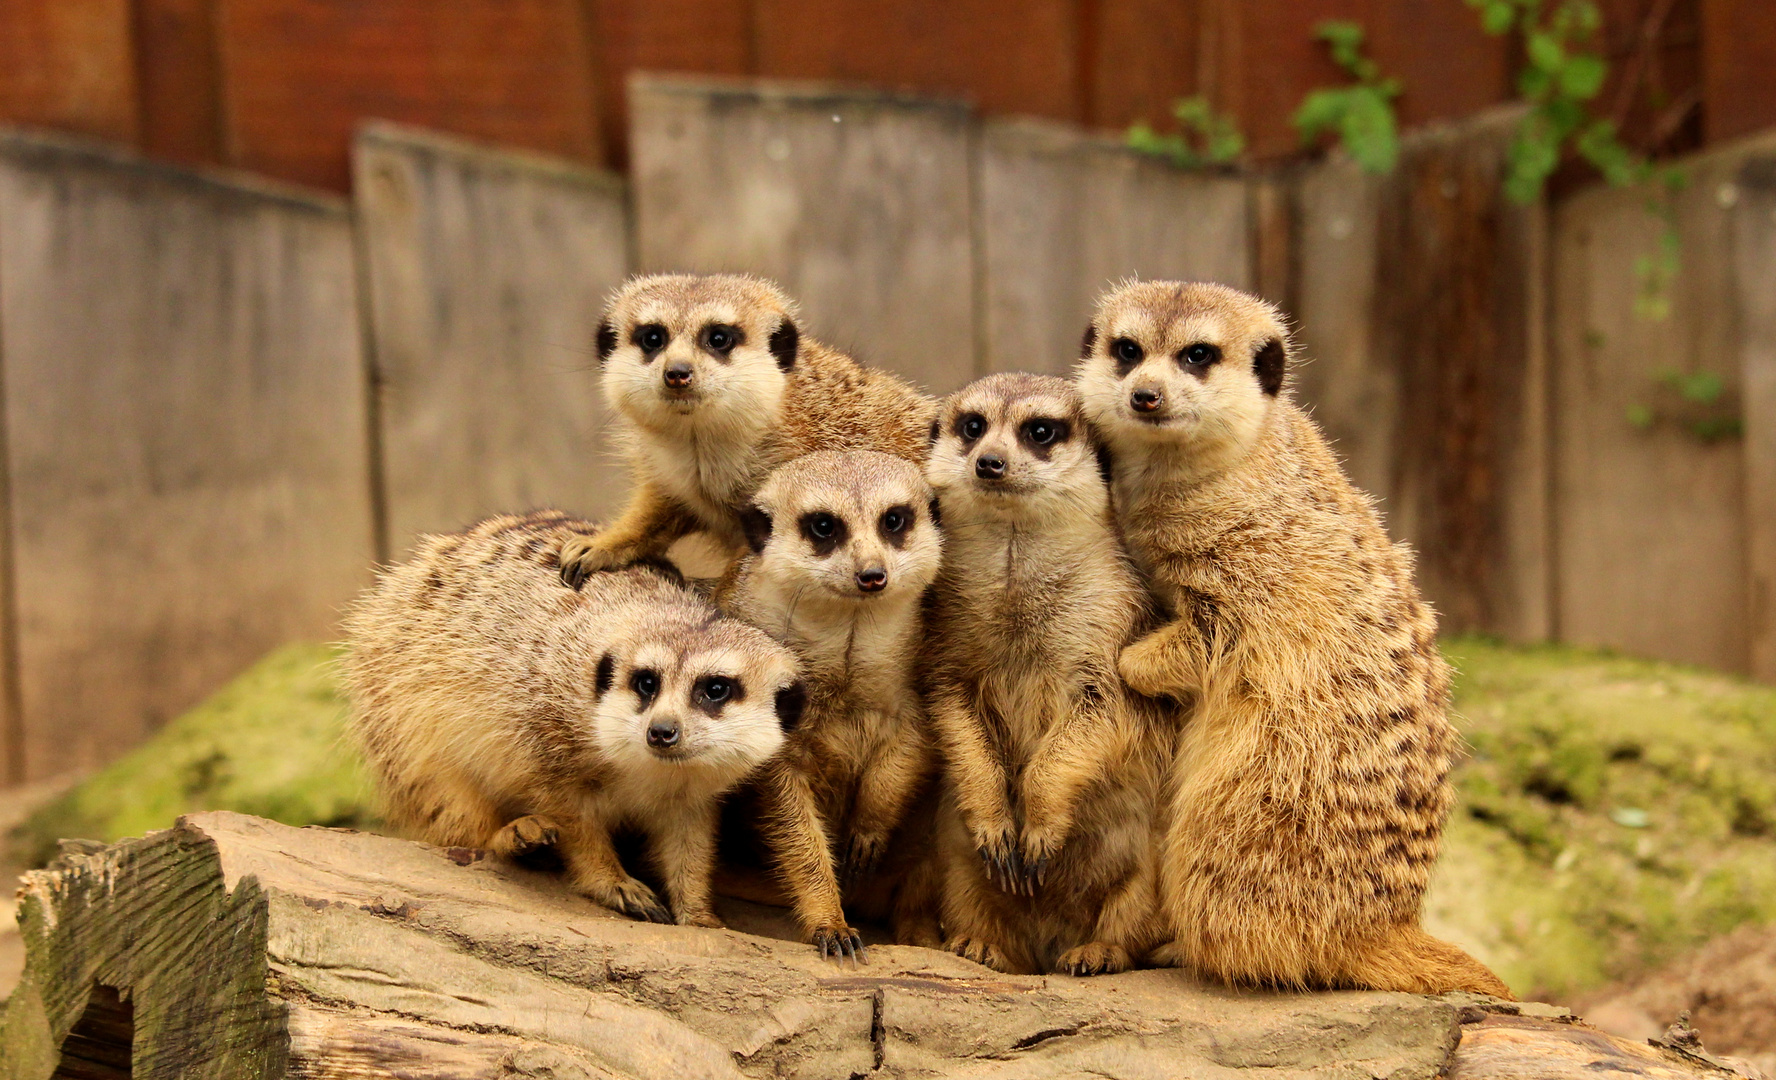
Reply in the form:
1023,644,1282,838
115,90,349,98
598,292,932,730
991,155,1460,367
1733,154,1776,681
0,130,374,781
1292,109,1550,642
1549,133,1776,675
629,74,977,394
353,122,630,559
976,118,1250,376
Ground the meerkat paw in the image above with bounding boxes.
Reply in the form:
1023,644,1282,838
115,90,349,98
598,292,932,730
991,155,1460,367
489,814,560,859
1146,939,1190,968
1117,637,1192,699
810,923,867,963
587,875,673,924
676,909,726,930
1016,829,1066,894
973,827,1024,896
947,935,1011,972
557,535,624,590
840,832,888,886
1057,942,1131,977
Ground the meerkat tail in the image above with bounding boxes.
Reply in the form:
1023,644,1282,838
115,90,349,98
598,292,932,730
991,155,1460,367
1339,927,1515,999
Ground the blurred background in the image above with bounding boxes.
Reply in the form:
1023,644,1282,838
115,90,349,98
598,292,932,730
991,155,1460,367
0,0,1773,1055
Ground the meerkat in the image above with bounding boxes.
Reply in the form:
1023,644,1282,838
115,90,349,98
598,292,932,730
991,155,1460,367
1075,280,1513,998
713,450,943,959
922,373,1169,977
558,274,936,588
343,510,803,928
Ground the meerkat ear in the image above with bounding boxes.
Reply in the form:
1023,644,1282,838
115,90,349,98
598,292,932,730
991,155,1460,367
927,497,942,529
1254,337,1286,396
927,419,940,446
1080,323,1099,359
594,653,615,698
595,320,618,363
741,506,773,554
769,318,800,371
775,682,807,732
1095,444,1115,489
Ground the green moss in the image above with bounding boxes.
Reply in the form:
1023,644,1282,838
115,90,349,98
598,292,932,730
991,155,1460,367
1426,636,1776,1000
8,643,378,868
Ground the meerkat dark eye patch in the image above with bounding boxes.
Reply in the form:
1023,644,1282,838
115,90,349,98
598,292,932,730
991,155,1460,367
630,668,660,705
928,497,942,529
1080,323,1098,359
594,653,615,698
769,319,799,370
693,674,741,715
775,682,807,732
879,504,914,548
956,413,987,442
1020,417,1068,457
799,511,848,556
633,323,669,356
1254,337,1286,396
1178,343,1222,375
928,419,940,446
1111,337,1145,372
741,506,773,554
595,320,618,363
700,322,743,357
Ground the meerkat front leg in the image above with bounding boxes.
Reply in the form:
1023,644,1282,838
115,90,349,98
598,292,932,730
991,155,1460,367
558,481,701,588
1117,618,1208,700
556,807,672,924
757,761,864,960
1016,698,1128,892
841,715,932,885
929,683,1021,894
647,800,724,928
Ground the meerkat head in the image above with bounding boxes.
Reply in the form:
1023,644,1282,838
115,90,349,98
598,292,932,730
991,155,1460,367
739,450,942,608
590,605,803,784
1076,280,1290,467
596,273,802,438
927,373,1109,523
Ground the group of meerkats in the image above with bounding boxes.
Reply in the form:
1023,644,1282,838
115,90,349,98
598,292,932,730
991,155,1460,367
343,272,1512,998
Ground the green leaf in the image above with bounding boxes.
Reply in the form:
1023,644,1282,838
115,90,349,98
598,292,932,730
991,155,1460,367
1625,403,1656,429
1527,31,1565,72
1341,89,1400,174
1293,88,1347,143
1560,54,1607,100
1480,1,1517,34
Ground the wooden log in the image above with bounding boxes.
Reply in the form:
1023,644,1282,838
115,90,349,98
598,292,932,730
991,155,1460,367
0,812,1748,1079
629,75,977,395
976,117,1250,377
353,122,631,560
0,130,375,783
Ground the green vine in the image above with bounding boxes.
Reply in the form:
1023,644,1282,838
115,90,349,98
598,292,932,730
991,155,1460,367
1126,96,1245,168
1625,369,1742,443
1293,21,1402,174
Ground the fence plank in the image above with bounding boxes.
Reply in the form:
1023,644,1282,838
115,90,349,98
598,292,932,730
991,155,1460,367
629,74,977,394
976,118,1250,377
354,123,630,558
0,131,375,781
1735,155,1776,681
1549,134,1776,674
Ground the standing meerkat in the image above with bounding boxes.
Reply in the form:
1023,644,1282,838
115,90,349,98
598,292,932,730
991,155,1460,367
344,510,803,928
1075,280,1512,997
713,451,943,959
559,274,935,587
923,374,1169,977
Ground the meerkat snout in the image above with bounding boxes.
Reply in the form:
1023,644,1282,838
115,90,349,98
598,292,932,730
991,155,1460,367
1129,387,1163,413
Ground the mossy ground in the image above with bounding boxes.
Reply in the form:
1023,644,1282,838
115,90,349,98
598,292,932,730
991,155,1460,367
9,635,1774,1000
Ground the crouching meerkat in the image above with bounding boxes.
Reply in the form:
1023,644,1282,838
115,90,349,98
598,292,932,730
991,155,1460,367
344,510,803,928
1076,281,1512,998
559,274,936,588
923,374,1170,977
713,451,943,959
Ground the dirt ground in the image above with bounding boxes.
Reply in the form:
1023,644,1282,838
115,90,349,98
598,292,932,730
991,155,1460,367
1577,923,1776,1075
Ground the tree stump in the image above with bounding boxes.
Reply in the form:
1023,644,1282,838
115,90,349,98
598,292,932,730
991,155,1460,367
0,813,1754,1079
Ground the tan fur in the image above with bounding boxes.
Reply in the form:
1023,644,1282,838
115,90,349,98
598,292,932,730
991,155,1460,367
560,274,936,585
713,451,942,958
343,510,800,928
923,374,1170,976
1076,281,1512,998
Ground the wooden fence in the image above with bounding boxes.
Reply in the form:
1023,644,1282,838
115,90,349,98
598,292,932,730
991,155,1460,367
0,76,1770,784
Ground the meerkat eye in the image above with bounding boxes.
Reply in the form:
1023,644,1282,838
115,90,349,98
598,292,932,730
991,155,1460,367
1112,338,1145,365
809,513,839,539
699,676,734,704
882,508,905,533
701,324,741,354
1024,419,1062,446
958,414,986,442
1181,343,1221,367
630,669,660,703
635,324,668,355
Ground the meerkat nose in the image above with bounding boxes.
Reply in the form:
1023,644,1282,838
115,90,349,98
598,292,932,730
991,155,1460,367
646,719,681,747
663,362,694,389
856,568,888,592
975,454,1006,480
1130,388,1163,413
